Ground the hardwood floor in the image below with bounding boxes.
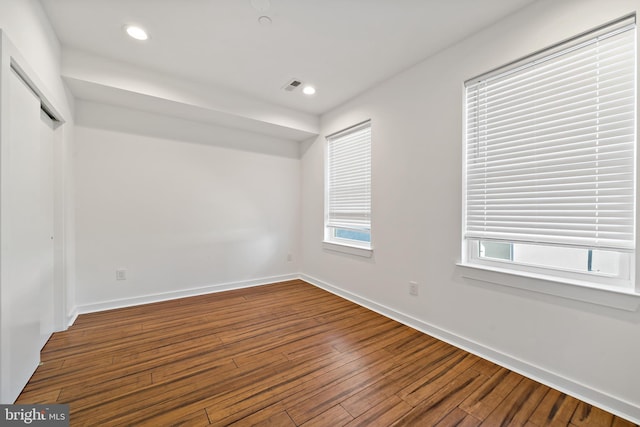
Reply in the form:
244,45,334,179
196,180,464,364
17,280,637,426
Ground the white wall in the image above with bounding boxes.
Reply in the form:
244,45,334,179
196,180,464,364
301,0,640,421
0,0,71,117
74,114,301,312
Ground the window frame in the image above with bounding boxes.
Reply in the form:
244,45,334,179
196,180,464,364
460,15,640,304
324,120,373,257
466,240,634,290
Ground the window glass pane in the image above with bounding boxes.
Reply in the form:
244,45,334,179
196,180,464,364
512,244,588,272
479,241,512,261
477,240,624,277
334,228,371,243
589,250,623,276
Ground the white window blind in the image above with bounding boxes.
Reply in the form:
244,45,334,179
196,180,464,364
327,121,371,232
465,16,636,251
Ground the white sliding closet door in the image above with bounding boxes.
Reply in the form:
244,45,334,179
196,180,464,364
39,110,55,349
1,68,55,402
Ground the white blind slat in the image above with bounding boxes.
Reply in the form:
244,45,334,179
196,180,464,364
327,121,371,231
464,19,636,250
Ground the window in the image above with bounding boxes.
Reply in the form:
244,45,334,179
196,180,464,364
463,16,636,290
325,120,372,252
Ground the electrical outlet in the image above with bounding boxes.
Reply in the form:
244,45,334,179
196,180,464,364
409,281,418,296
116,269,127,281
287,253,293,262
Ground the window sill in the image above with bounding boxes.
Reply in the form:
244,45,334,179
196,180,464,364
323,241,373,258
456,262,640,312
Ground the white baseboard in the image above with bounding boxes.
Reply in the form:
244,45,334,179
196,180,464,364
300,273,640,425
66,307,78,328
76,274,300,315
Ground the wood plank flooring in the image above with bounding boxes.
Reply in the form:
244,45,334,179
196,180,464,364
16,280,637,426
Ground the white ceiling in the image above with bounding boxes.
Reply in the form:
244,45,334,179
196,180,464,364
40,0,536,140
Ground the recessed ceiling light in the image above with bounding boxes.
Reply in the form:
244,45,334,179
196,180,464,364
302,86,316,95
124,25,149,41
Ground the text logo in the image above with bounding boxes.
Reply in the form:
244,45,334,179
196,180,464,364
0,405,68,426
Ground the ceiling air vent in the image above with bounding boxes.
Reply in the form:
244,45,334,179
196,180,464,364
283,78,303,92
